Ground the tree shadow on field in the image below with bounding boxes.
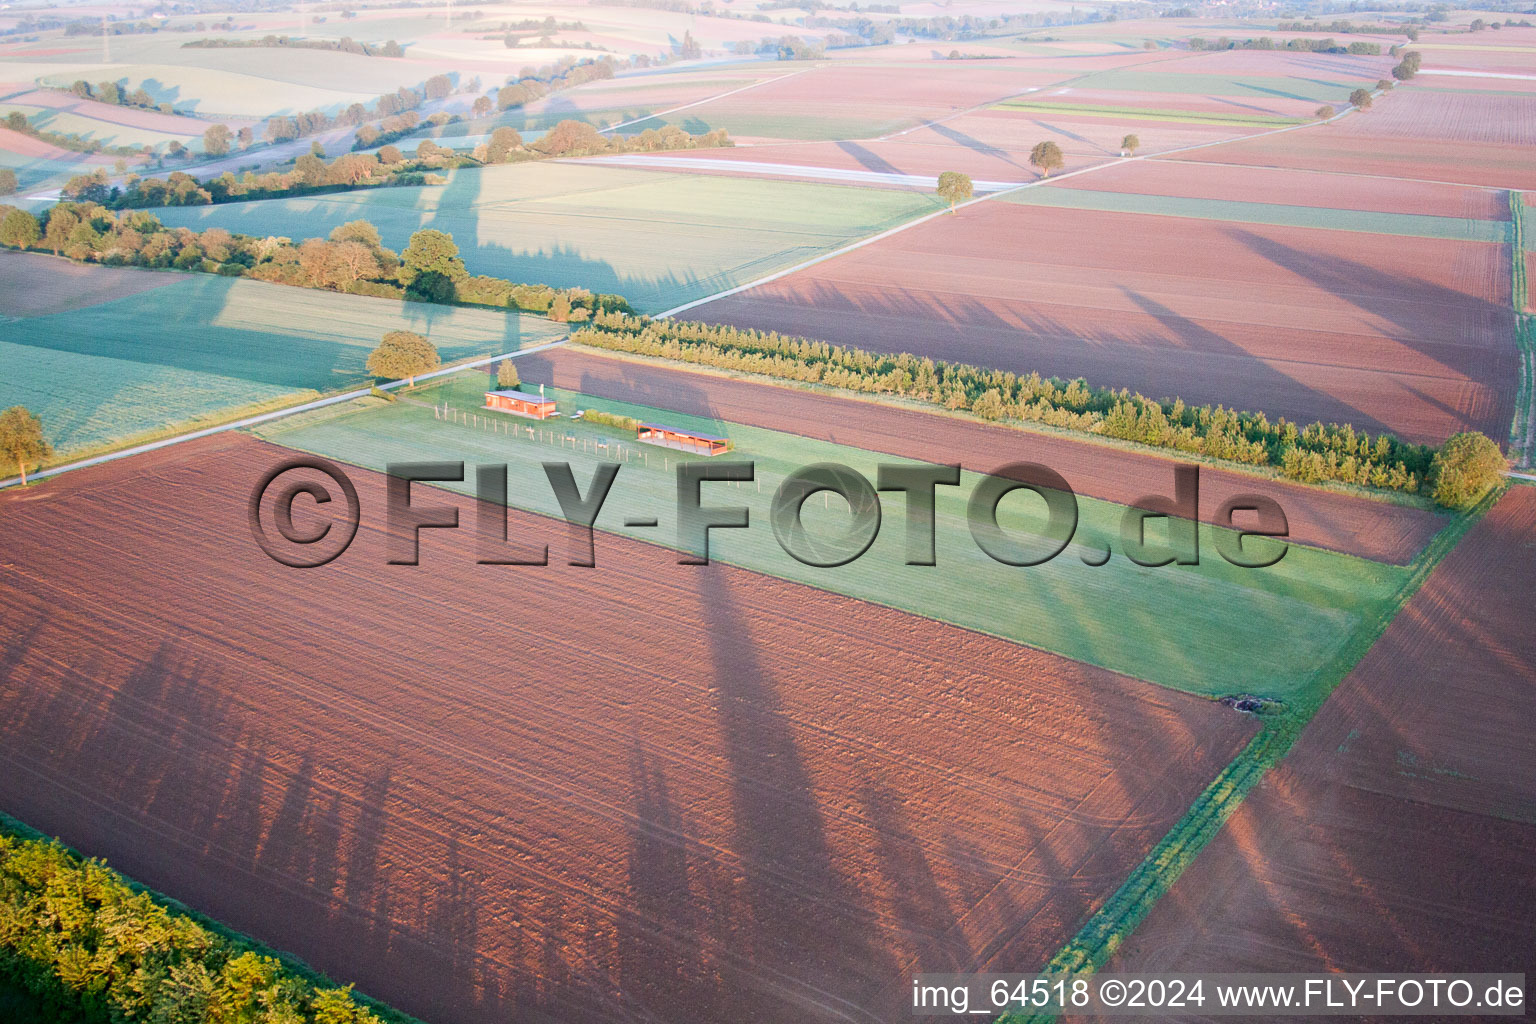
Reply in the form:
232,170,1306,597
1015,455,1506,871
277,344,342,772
928,121,1030,170
1229,225,1513,438
836,140,903,177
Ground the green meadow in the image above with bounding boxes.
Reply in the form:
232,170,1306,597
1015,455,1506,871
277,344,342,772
255,370,1417,702
0,276,562,455
152,162,943,312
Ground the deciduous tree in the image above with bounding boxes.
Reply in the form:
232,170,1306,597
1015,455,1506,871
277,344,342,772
936,171,973,211
1029,140,1064,177
398,228,467,301
497,358,521,388
203,123,232,156
366,331,439,386
1120,133,1140,156
1431,432,1505,509
0,206,39,248
0,405,50,485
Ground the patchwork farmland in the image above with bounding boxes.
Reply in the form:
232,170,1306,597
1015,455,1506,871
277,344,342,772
152,162,944,313
0,252,562,455
1,6,1532,1024
0,434,1257,1024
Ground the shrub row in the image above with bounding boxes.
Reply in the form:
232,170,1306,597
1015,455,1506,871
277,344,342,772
579,409,641,431
573,313,1469,500
0,816,413,1023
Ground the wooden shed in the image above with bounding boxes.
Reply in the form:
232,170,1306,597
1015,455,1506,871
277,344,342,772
485,389,557,420
636,423,731,457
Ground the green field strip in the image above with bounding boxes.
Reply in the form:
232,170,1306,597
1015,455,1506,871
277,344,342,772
256,371,1412,703
1509,191,1533,466
993,98,1303,127
1002,489,1494,1022
1003,184,1512,242
0,276,562,455
153,163,944,314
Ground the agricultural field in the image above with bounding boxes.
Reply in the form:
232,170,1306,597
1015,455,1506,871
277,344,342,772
617,61,1069,141
694,199,1514,445
441,69,779,137
254,369,1419,703
1102,485,1536,979
1,6,1531,1023
0,252,560,455
151,161,945,313
0,432,1257,1024
1176,85,1536,189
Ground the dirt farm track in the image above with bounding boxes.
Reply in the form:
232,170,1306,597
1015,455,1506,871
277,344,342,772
0,434,1255,1024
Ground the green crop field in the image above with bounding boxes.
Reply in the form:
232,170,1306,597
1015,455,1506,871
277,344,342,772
256,370,1418,702
152,162,944,312
1006,185,1514,242
0,276,562,455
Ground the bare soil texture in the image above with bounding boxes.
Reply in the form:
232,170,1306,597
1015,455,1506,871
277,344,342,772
0,433,1256,1024
0,249,182,317
1096,486,1536,989
1172,88,1536,190
1053,159,1509,220
696,203,1514,445
531,347,1447,565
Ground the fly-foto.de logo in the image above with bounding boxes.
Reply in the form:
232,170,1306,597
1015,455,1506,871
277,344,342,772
250,458,1290,570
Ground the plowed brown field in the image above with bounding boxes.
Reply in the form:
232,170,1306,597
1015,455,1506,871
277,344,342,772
1095,486,1536,989
531,347,1446,564
1054,159,1508,219
697,203,1514,445
0,249,180,317
1174,88,1536,189
0,433,1256,1024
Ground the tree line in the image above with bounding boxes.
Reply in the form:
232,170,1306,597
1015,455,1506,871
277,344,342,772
184,34,405,56
0,817,413,1023
63,120,729,209
571,313,1504,507
1188,36,1383,54
64,146,451,208
0,203,631,319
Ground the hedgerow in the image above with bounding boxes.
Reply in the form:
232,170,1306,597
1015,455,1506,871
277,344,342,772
574,313,1445,499
0,816,416,1023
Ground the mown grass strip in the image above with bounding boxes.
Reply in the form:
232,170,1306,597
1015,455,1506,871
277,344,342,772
1000,491,1496,1022
993,99,1303,127
1508,192,1533,467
